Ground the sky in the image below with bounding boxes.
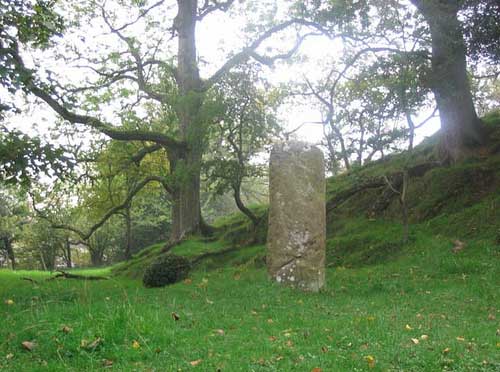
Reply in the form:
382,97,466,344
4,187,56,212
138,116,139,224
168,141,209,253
1,0,441,153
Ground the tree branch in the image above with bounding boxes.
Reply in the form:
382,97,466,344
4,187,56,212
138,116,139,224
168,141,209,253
197,0,235,20
204,20,319,89
31,175,172,241
2,43,185,150
101,4,170,102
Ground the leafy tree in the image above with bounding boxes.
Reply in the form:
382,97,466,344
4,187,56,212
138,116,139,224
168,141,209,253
204,66,280,225
409,0,485,162
1,0,316,243
296,0,498,163
0,187,29,269
0,126,73,186
19,218,66,270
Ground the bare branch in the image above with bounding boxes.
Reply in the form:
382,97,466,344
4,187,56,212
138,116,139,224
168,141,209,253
197,0,235,20
112,0,166,32
414,106,438,129
130,144,163,164
204,19,319,89
101,4,171,102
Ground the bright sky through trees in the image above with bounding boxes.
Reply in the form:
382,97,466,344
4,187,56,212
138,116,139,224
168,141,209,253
0,0,440,154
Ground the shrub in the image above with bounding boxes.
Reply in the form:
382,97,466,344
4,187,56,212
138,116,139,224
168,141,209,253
142,254,191,288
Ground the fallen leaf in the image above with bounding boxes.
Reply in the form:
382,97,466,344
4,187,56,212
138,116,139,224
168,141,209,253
311,368,322,372
183,278,192,285
86,337,102,351
456,336,465,342
102,359,113,367
5,353,14,360
285,340,294,347
411,338,420,345
267,318,273,324
487,314,496,321
61,326,73,334
171,312,180,321
155,347,161,353
251,310,258,315
443,347,451,354
420,334,429,340
321,346,328,353
5,299,14,305
132,340,140,349
269,336,277,342
190,359,202,366
452,240,465,253
21,341,36,351
233,274,241,280
365,355,376,368
214,329,225,336
205,298,214,305
405,324,413,330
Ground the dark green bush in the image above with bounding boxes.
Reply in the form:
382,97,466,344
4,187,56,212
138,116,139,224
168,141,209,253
142,254,191,288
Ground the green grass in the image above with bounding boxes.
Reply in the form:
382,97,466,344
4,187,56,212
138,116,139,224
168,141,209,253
2,112,500,370
1,227,499,371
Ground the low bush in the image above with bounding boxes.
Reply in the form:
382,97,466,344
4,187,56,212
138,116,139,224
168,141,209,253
142,254,191,288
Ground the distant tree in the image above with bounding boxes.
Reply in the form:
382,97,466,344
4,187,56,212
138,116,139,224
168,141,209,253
0,187,28,269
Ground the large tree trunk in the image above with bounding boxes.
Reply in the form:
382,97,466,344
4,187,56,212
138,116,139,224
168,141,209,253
170,0,204,242
3,237,15,270
411,0,485,163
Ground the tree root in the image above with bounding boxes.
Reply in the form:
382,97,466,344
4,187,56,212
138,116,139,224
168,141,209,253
48,270,109,281
327,161,441,213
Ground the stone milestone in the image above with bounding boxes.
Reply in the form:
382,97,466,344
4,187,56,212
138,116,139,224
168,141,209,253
267,141,326,292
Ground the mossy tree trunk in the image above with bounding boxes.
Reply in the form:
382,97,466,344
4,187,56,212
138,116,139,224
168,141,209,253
411,0,485,163
169,0,205,242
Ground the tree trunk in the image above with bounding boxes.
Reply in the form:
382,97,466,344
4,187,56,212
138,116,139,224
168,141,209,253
170,0,204,242
3,237,15,270
411,0,485,162
233,183,259,226
124,205,132,260
89,248,104,267
64,237,72,269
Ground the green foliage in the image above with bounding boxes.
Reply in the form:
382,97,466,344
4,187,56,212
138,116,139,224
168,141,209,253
0,0,64,114
0,127,73,186
204,65,280,197
462,0,500,63
19,219,66,270
142,254,191,288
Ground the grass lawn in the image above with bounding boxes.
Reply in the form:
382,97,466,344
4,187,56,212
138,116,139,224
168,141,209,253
1,231,499,371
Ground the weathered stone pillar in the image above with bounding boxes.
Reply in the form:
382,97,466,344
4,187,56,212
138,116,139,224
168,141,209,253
267,141,326,292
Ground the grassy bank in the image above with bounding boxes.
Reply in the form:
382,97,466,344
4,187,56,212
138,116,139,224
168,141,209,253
1,227,499,371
